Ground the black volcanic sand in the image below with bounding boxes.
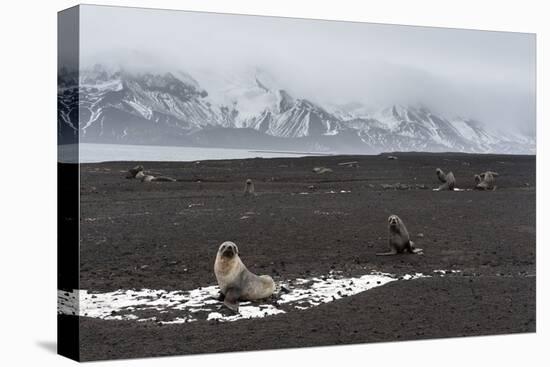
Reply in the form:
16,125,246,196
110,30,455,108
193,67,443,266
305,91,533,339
76,153,535,361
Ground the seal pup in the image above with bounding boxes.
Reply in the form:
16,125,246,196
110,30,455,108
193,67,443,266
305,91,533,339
377,215,423,256
475,171,498,190
214,241,276,312
435,168,455,191
126,165,144,179
243,179,255,195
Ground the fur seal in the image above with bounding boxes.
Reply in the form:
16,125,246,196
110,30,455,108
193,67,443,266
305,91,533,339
135,170,176,182
338,161,359,168
312,167,333,174
377,215,423,256
435,168,455,191
475,171,498,190
244,179,255,195
126,165,144,179
214,241,276,312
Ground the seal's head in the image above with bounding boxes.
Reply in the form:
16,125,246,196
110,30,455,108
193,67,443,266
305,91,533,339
218,241,239,259
436,168,446,180
388,215,400,228
246,179,252,186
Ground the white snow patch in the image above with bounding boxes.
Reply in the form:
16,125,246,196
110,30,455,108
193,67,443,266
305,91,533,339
432,188,470,192
58,270,444,324
325,190,351,194
433,269,462,275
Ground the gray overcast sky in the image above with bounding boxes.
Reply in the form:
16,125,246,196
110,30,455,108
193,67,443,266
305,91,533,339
78,5,536,135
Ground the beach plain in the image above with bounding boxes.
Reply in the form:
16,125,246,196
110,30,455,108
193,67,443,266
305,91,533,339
72,152,535,360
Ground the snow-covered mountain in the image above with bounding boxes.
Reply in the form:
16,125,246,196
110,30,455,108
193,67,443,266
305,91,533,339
58,64,535,154
246,91,342,138
357,105,500,153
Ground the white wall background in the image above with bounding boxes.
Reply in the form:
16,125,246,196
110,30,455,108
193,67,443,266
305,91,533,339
0,0,547,365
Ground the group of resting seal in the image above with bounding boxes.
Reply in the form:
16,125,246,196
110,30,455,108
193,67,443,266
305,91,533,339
435,168,498,191
213,213,421,312
126,162,498,192
236,169,497,196
243,170,496,195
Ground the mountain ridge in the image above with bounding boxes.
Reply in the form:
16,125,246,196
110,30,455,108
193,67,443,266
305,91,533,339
57,65,535,154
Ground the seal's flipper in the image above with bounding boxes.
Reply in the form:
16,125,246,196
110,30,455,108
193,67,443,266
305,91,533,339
151,176,176,182
476,181,489,190
223,299,239,313
223,288,241,313
376,250,397,256
406,241,423,254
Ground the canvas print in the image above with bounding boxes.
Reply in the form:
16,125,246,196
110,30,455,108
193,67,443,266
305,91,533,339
57,5,536,361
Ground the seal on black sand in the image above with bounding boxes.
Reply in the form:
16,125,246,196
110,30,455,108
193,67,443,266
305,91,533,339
435,168,455,191
376,215,423,256
214,241,276,312
135,171,176,182
475,171,498,190
244,179,255,195
312,167,333,174
126,165,144,179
